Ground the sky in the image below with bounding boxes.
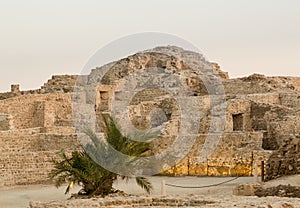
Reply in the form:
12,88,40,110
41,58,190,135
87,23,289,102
0,0,299,92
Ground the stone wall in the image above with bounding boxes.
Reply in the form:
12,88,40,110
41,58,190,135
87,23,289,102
266,135,300,181
41,75,78,93
279,92,300,108
0,75,77,101
0,128,80,187
0,93,73,130
224,74,300,95
0,83,80,187
249,101,300,150
164,132,271,176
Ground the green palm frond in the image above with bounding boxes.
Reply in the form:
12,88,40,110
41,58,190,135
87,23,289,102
135,177,153,194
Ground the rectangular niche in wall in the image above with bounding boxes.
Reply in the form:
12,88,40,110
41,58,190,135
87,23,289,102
99,91,110,111
232,113,243,131
0,114,11,131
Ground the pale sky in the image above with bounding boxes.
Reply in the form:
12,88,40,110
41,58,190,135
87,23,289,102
0,0,299,92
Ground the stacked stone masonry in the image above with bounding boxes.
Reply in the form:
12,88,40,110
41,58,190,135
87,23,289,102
0,46,299,187
29,194,300,208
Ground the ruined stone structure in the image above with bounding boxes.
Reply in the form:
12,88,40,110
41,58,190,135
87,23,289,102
0,76,80,187
266,135,300,181
0,46,299,187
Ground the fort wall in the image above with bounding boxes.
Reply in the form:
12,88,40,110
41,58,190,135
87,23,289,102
0,47,299,187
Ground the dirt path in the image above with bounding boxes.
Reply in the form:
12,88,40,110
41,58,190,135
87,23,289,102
0,176,299,208
0,176,252,207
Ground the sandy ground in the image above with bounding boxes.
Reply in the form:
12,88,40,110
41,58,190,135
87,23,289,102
0,175,299,208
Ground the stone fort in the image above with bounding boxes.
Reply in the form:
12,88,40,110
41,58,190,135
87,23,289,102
0,46,299,187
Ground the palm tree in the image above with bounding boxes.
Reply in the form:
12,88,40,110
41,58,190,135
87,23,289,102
49,116,153,197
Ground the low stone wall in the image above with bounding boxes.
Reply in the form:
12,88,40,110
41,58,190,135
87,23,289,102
30,195,214,208
233,183,262,196
29,194,300,208
255,185,300,198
